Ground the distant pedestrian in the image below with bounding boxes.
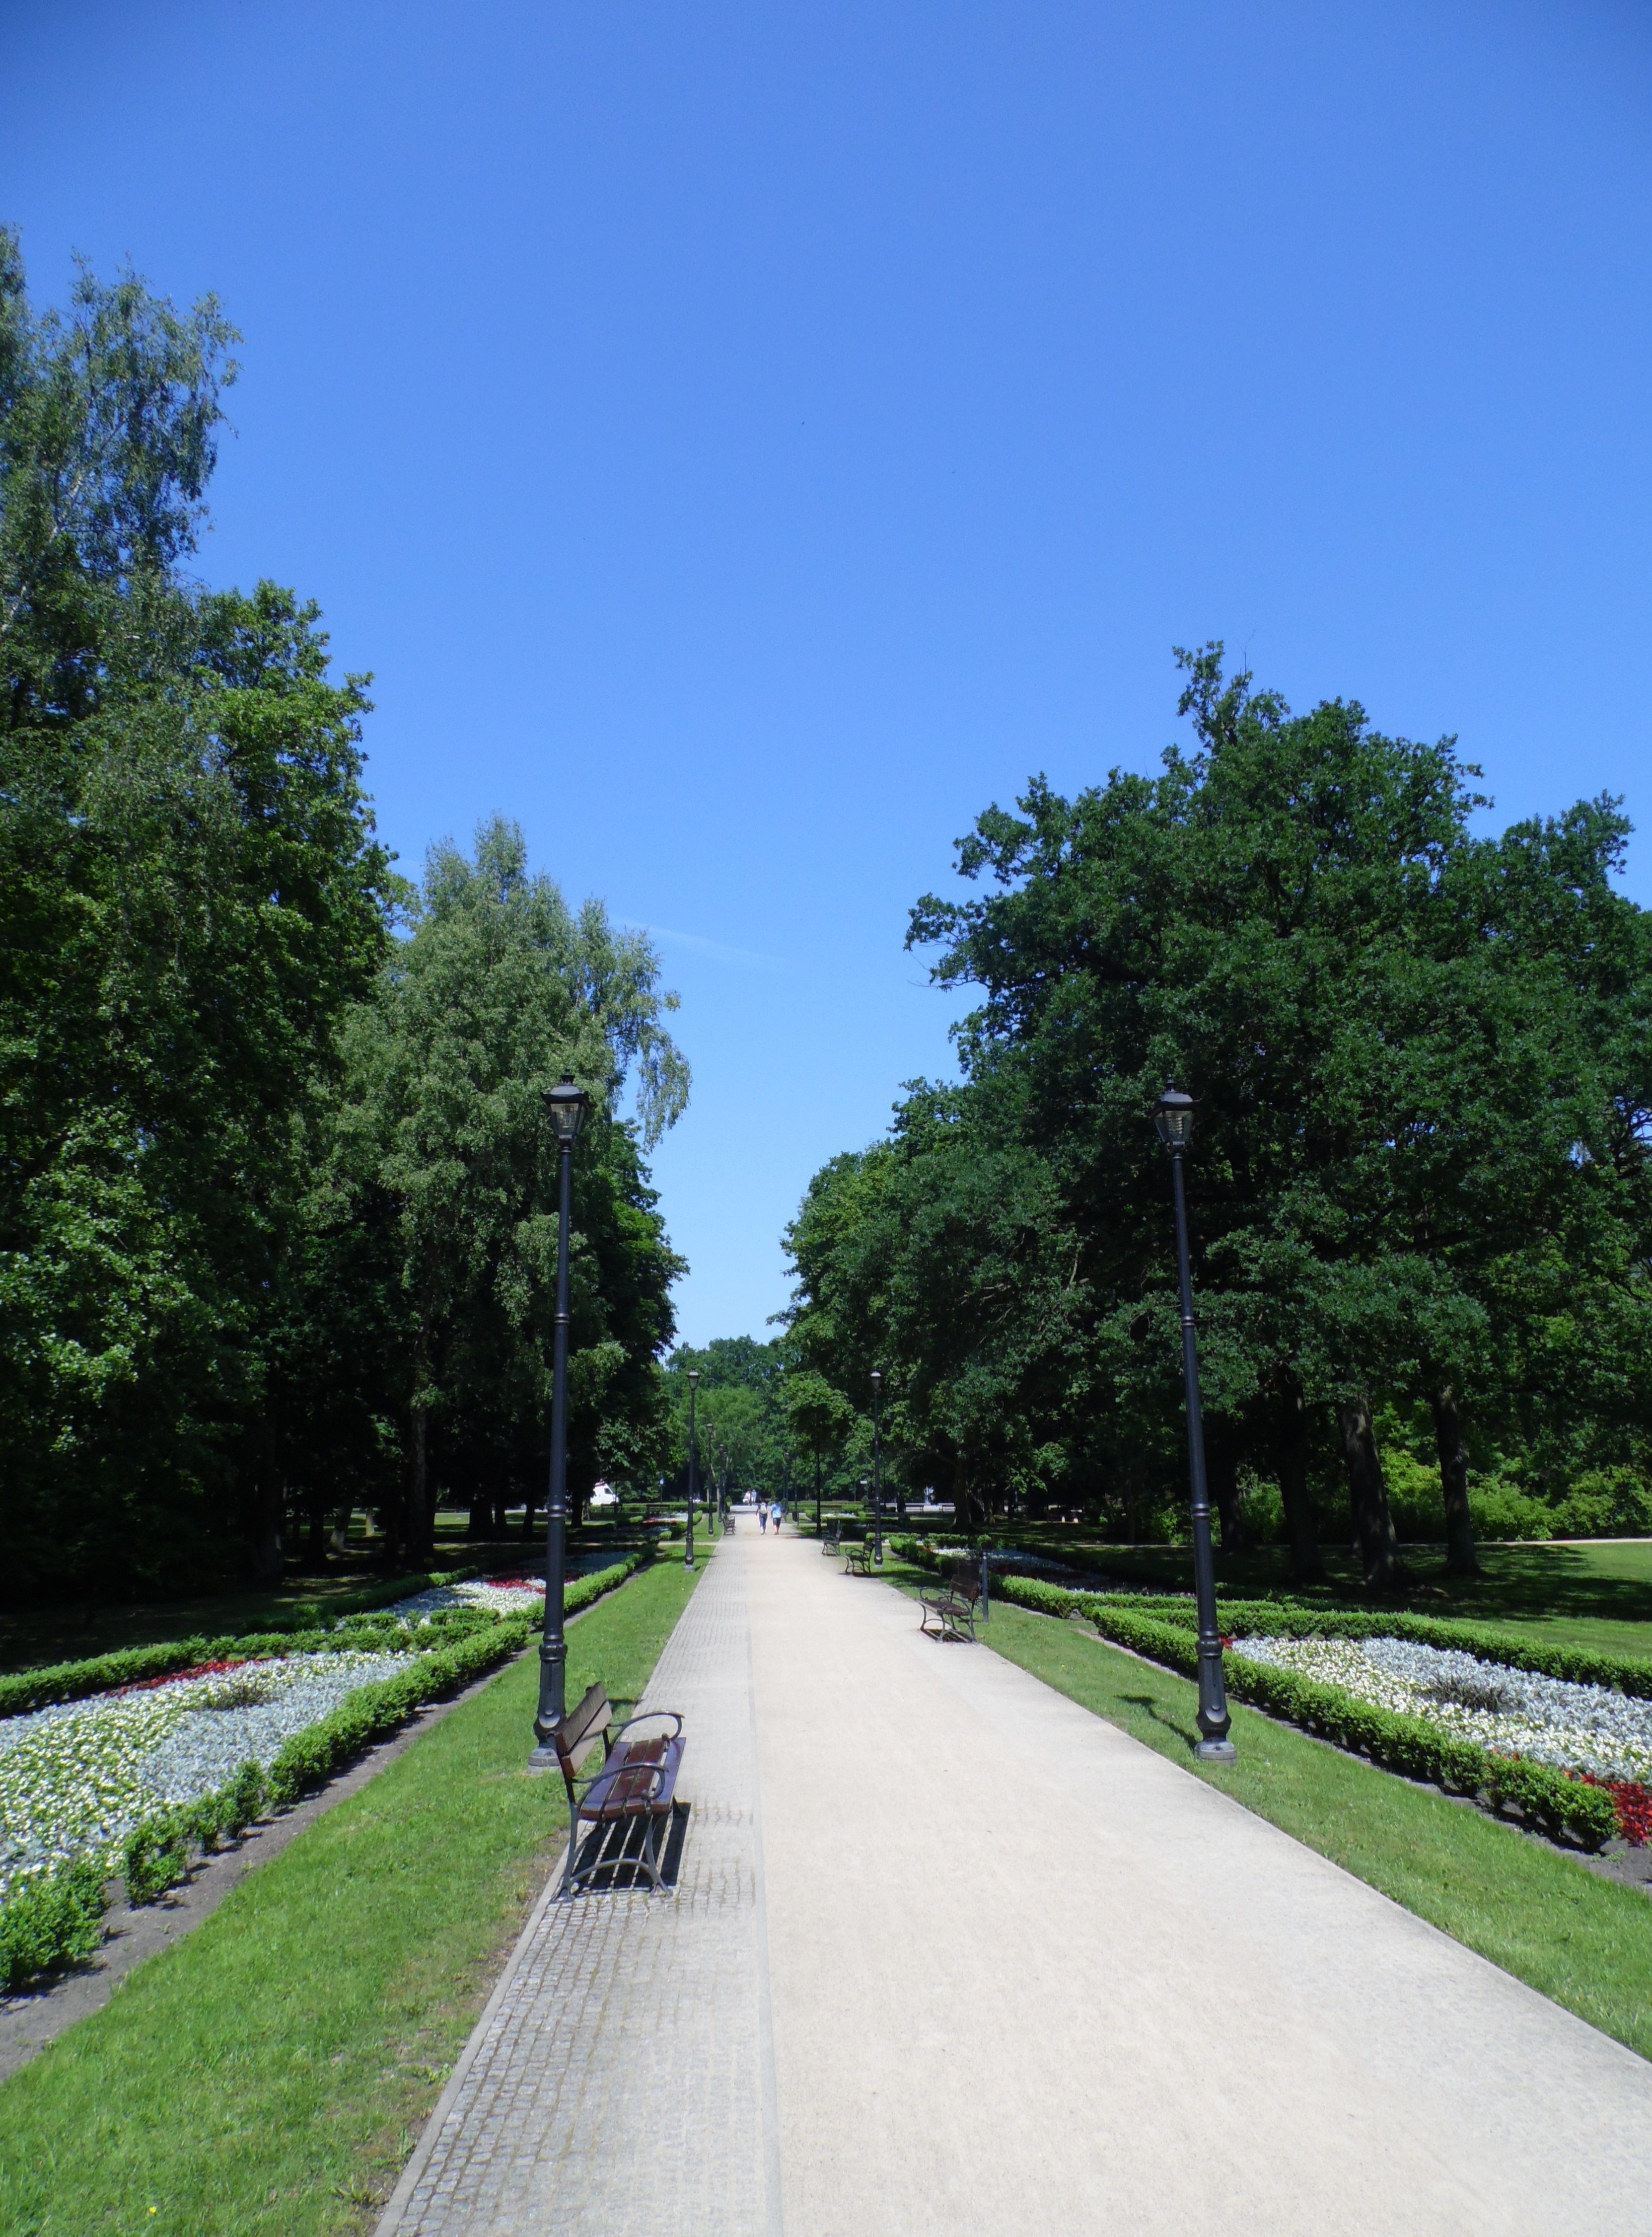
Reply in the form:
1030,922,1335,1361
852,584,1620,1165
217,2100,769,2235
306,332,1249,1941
770,1502,784,1535
758,1502,768,1533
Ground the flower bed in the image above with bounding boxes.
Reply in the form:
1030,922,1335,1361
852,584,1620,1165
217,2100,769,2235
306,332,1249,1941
388,1577,547,1622
0,1649,417,1905
0,1547,653,1993
1231,1635,1652,1793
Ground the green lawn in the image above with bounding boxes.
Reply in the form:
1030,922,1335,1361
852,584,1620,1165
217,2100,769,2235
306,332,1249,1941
977,1595,1652,2061
979,1529,1652,1659
0,1555,702,2237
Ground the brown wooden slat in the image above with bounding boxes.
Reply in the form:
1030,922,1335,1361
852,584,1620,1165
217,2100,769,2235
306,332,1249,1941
555,1682,611,1776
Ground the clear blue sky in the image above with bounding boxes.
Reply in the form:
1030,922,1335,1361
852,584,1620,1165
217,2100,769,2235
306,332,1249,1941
4,0,1650,1344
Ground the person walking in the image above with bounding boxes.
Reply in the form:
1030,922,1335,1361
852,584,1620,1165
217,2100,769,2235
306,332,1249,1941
758,1501,768,1534
769,1501,784,1536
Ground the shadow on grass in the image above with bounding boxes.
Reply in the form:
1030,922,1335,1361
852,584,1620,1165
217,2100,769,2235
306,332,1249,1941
1120,1690,1202,1753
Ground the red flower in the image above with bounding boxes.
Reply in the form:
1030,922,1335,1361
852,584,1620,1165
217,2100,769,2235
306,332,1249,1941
113,1658,250,1697
1577,1771,1652,1847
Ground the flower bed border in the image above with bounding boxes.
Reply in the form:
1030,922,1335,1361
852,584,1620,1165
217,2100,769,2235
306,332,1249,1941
989,1574,1619,1852
0,1550,651,1994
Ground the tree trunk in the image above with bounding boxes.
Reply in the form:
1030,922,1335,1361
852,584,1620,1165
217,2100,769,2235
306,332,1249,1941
305,1497,329,1567
1273,1370,1325,1581
408,1403,433,1565
1208,1451,1248,1552
328,1505,353,1557
1430,1382,1482,1578
1338,1395,1405,1591
251,1477,285,1585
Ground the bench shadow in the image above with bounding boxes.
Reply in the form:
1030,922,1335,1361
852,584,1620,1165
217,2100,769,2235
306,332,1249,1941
565,1801,689,1895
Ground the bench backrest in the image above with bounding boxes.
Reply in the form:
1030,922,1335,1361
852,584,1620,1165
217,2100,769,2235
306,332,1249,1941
949,1570,982,1606
556,1681,611,1777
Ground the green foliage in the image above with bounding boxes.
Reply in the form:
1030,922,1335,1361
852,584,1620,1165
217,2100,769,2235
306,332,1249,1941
0,235,393,1593
322,820,686,1558
0,1859,107,1995
0,231,688,1597
790,645,1652,1569
122,1811,192,1907
661,1336,803,1502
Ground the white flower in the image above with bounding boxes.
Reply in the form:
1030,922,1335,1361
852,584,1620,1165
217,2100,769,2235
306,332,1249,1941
1230,1635,1652,1786
0,1649,415,1901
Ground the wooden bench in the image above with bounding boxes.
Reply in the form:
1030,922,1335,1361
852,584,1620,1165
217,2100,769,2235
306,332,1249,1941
918,1569,982,1643
843,1542,876,1576
552,1681,685,1897
821,1528,841,1556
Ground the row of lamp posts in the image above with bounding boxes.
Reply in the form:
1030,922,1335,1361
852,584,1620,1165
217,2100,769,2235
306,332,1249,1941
529,1070,1231,1771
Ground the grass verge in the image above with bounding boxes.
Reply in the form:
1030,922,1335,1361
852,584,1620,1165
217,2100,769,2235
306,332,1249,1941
0,1555,703,2237
980,1596,1652,2063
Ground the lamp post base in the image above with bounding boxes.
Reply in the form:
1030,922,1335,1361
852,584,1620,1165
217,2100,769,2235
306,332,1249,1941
1195,1737,1238,1764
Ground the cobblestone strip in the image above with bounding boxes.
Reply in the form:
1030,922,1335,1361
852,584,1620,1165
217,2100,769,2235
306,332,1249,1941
377,1543,782,2237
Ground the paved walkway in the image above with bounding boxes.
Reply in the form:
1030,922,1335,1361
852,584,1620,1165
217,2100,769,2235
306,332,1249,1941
382,1532,1652,2237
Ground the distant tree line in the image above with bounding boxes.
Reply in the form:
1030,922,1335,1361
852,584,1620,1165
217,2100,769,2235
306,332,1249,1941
0,235,687,1597
783,648,1652,1584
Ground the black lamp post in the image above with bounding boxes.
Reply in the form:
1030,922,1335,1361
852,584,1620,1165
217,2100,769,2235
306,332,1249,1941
530,1071,591,1764
813,1450,822,1535
686,1370,700,1568
1154,1084,1236,1763
870,1369,884,1566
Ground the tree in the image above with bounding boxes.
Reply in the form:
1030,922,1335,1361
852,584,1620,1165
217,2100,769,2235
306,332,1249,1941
329,819,686,1562
786,645,1651,1585
0,231,398,1589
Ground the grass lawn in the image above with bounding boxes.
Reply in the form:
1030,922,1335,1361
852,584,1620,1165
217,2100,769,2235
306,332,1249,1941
979,1528,1652,1659
976,1594,1652,2061
0,1554,703,2237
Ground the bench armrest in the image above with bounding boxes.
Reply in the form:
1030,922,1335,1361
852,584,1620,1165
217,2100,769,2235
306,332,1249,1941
610,1711,684,1741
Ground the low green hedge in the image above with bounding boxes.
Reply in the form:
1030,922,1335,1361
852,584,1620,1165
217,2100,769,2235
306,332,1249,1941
0,1861,108,1997
264,1550,647,1805
996,1576,1620,1852
1089,1593,1652,1703
0,1565,484,1718
0,1551,649,1992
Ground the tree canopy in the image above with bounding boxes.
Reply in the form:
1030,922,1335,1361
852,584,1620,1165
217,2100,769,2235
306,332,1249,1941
0,235,690,1595
785,648,1652,1578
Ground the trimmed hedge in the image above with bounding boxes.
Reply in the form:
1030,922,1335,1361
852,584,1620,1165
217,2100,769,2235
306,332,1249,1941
264,1549,648,1804
0,1550,650,1992
1085,1593,1652,1703
0,1861,108,1996
996,1576,1620,1852
0,1564,484,1718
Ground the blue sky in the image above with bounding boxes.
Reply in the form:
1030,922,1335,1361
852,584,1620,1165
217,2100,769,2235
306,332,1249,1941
4,0,1650,1343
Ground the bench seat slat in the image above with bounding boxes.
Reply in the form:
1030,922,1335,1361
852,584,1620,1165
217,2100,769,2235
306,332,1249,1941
579,1734,685,1823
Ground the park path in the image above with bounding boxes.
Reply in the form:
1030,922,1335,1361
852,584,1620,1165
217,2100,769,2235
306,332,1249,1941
381,1530,1652,2237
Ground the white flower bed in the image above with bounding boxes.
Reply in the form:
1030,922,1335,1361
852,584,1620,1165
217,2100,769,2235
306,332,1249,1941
388,1577,544,1622
0,1649,414,1901
1230,1635,1652,1787
929,1547,1069,1576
